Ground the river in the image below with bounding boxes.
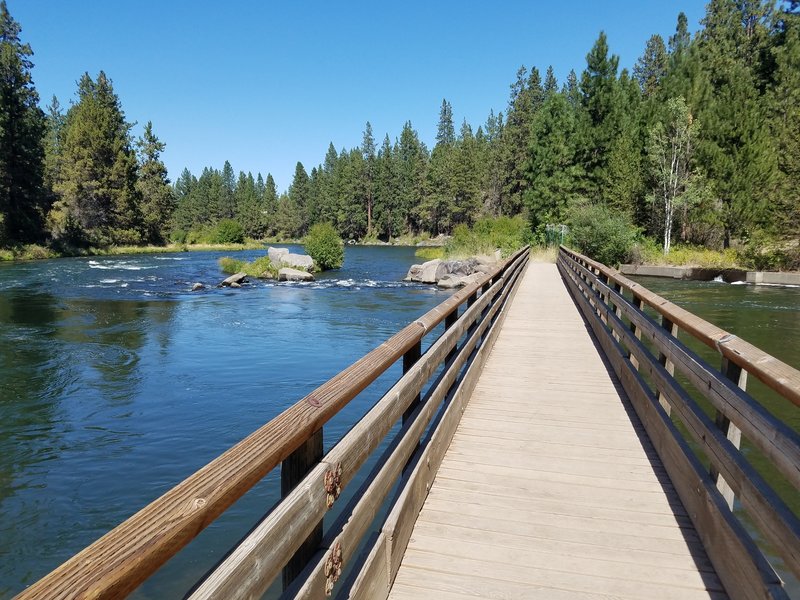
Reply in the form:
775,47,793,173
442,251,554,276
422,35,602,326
0,245,454,598
1,254,797,598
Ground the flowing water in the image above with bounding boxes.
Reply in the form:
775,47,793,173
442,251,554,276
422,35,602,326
0,245,454,598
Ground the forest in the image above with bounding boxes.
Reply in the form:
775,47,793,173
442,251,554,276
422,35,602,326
1,1,798,267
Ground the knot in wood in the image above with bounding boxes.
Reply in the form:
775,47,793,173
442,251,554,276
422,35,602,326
324,463,342,508
323,541,343,596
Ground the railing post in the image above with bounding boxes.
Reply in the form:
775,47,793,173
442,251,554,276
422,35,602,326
281,428,324,589
466,290,479,337
402,340,422,425
656,316,678,415
610,282,623,342
711,358,745,509
628,294,644,370
444,309,458,365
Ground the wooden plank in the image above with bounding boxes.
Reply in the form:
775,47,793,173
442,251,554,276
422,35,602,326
388,262,725,600
349,533,390,600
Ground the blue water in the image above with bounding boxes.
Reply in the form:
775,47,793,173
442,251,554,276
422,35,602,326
0,245,452,598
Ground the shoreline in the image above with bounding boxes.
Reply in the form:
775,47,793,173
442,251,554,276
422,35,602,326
620,263,800,287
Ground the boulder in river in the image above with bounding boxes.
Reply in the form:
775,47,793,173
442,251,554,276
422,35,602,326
278,267,315,282
268,246,289,263
405,255,499,287
220,272,247,287
405,259,442,284
191,282,205,291
268,246,314,270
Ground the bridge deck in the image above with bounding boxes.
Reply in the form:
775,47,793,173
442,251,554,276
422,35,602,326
387,262,726,600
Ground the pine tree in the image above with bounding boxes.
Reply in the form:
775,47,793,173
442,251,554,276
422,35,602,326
43,96,65,200
50,72,141,245
694,0,778,245
376,134,400,239
286,161,310,237
396,121,428,233
436,99,455,146
135,121,174,243
361,122,376,236
0,0,46,244
634,34,668,98
220,160,236,219
525,91,581,232
772,10,799,233
263,173,279,235
544,66,558,96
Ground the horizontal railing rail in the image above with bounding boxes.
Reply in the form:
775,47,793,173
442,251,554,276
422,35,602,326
17,246,530,600
558,246,799,600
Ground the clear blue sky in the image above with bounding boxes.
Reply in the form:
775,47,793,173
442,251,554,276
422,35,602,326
11,0,707,193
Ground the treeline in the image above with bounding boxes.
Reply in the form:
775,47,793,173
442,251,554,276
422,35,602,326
0,2,173,249
1,0,798,257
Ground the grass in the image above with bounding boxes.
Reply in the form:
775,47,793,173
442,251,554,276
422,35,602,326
529,246,557,263
0,240,270,262
632,241,742,269
219,255,281,278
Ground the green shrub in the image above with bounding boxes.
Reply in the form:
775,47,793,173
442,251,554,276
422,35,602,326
170,229,187,244
219,255,280,278
444,216,531,259
567,204,639,266
304,222,344,270
214,219,245,244
219,257,245,274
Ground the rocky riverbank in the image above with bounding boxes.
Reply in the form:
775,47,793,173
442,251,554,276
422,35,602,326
404,254,501,288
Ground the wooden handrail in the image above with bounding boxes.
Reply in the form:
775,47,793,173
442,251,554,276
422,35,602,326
558,247,798,600
559,245,800,408
17,246,529,600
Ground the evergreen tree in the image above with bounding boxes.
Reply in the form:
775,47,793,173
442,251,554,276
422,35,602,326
234,170,262,238
49,72,141,245
525,91,581,232
286,161,310,237
135,121,174,243
435,99,455,146
544,66,558,96
634,34,668,97
263,173,279,235
43,96,65,200
396,121,428,232
0,0,46,244
481,109,504,215
577,32,626,203
220,160,236,219
361,122,376,236
769,4,800,236
694,0,778,245
501,66,544,215
172,168,197,233
375,134,400,239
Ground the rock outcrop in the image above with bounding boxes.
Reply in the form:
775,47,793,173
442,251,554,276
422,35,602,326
405,255,499,288
278,267,315,282
268,246,314,270
220,272,247,287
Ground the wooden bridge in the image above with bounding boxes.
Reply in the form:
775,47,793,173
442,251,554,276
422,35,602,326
17,247,800,599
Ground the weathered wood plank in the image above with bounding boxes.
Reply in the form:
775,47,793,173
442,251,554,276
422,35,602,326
388,263,727,600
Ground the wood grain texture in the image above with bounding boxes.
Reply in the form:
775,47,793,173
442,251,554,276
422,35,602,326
388,263,726,600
